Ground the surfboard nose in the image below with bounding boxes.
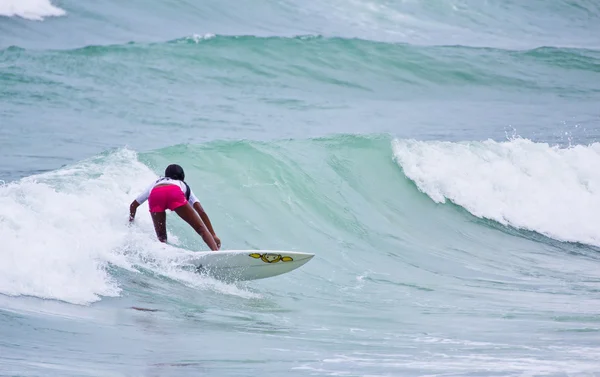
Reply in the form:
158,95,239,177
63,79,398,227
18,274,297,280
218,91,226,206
295,253,315,261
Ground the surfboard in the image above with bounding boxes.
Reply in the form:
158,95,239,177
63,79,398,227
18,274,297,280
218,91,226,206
184,250,314,281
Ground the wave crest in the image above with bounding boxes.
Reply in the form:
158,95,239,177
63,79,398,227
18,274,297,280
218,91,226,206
393,138,600,247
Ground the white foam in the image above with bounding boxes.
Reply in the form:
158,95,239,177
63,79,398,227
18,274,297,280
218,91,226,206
392,138,600,247
0,150,151,304
0,0,66,21
186,33,216,43
0,149,256,305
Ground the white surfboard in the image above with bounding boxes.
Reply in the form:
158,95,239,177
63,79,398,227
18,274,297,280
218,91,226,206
184,250,314,281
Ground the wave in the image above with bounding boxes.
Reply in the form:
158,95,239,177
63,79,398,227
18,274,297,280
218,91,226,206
393,137,600,247
2,134,599,305
2,34,599,97
3,0,599,51
0,0,65,21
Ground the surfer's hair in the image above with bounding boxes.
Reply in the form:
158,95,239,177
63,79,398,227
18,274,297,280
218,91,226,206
165,164,185,181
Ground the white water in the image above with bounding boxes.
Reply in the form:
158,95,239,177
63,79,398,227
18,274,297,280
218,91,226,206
392,138,600,247
0,0,66,21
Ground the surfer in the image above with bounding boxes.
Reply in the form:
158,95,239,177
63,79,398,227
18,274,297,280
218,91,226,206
128,164,220,251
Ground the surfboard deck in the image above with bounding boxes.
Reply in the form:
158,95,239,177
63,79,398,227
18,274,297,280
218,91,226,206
184,250,314,281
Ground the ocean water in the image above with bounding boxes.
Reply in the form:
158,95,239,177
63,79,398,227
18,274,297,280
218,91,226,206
1,0,600,376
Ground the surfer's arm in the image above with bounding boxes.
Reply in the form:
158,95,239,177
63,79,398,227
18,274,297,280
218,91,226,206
129,184,152,221
190,191,220,249
193,202,216,234
129,200,140,222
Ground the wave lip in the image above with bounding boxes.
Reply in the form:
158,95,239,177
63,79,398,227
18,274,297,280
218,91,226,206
392,138,600,247
0,0,66,21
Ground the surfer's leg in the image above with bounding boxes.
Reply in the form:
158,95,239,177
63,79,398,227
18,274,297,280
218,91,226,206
174,203,218,251
150,211,167,243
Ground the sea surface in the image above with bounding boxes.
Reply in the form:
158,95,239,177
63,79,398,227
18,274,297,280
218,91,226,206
1,1,600,376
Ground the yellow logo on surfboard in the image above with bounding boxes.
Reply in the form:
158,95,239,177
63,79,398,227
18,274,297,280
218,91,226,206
249,253,294,263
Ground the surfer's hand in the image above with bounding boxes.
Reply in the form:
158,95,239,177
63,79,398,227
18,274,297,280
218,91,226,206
129,200,139,224
213,235,221,249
